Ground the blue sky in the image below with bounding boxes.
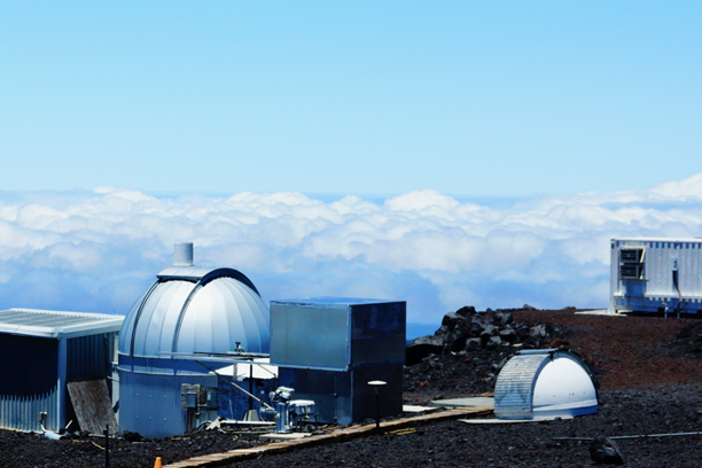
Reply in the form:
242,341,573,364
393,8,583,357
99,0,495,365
2,2,701,196
1,3,702,329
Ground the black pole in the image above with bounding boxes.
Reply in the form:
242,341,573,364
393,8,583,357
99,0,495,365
104,425,109,468
249,363,254,410
368,380,386,435
375,387,380,435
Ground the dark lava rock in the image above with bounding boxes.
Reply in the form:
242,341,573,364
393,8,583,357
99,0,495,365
589,435,624,465
405,305,573,398
546,323,563,336
516,324,531,340
499,328,517,343
434,325,450,336
406,335,445,365
486,336,502,350
427,357,443,370
446,330,469,352
455,306,476,317
442,312,466,331
493,311,513,326
466,320,484,337
122,431,145,442
479,325,499,346
465,338,481,351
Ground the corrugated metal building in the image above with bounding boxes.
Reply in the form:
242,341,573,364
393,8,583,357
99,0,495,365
0,308,123,432
117,243,270,438
271,297,405,425
610,238,702,314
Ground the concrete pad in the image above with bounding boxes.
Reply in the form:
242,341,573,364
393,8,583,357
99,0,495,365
259,432,312,441
429,397,494,409
459,415,573,424
574,309,625,316
403,404,438,413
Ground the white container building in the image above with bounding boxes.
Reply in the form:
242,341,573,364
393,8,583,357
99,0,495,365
610,238,702,315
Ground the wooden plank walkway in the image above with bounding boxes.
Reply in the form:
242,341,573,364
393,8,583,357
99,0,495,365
165,406,492,468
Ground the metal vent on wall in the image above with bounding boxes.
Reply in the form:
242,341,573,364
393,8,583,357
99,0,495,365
620,248,645,280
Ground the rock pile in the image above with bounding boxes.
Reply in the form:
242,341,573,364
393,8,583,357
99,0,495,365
403,306,569,401
406,306,564,366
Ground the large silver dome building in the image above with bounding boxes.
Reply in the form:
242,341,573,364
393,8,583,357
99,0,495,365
117,242,270,437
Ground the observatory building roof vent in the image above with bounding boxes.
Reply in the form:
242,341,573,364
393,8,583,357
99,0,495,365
173,241,193,266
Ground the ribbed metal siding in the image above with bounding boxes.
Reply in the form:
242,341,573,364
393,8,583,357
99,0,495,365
271,300,405,372
67,333,114,381
350,302,406,366
119,289,148,355
0,335,59,432
643,241,702,296
130,281,194,357
0,308,117,330
120,278,270,359
610,239,702,312
494,354,549,420
176,278,270,354
118,369,218,438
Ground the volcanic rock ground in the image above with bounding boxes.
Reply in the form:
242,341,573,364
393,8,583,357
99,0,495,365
4,308,702,467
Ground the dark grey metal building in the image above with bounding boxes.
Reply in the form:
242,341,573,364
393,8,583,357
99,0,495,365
0,308,123,432
270,297,406,425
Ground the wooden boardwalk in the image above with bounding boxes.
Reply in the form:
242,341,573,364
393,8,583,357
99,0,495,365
165,406,492,468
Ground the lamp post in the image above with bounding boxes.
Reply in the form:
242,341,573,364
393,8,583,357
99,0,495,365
103,424,109,468
367,380,387,435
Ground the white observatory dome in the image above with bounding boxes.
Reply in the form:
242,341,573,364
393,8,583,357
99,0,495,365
118,244,270,359
494,349,598,420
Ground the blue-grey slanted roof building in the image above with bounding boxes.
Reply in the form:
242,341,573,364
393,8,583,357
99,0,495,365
117,242,270,438
0,308,123,432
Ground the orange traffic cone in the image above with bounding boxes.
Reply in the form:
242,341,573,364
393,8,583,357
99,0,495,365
153,457,163,468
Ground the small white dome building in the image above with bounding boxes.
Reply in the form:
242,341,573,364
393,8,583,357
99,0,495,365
494,349,598,420
117,243,270,437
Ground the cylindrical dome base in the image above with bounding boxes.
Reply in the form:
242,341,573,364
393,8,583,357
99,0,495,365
118,365,218,438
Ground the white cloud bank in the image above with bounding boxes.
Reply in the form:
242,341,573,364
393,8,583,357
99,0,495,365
2,174,702,324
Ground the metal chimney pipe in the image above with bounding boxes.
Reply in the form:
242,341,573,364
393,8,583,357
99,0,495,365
173,242,194,266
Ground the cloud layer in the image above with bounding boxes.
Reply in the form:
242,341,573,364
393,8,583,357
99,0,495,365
2,173,702,324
